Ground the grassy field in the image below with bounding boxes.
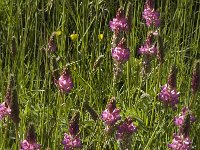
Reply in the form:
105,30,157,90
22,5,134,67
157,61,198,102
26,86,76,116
0,0,199,149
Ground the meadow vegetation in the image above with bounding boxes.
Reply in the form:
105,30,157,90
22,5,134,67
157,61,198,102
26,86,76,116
0,0,199,149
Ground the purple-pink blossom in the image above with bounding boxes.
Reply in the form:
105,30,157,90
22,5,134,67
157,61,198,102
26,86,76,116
0,102,11,120
116,117,137,141
101,108,121,126
58,70,73,93
109,8,128,32
168,134,192,150
62,133,82,150
174,107,196,127
111,38,130,63
142,0,160,27
101,98,121,127
139,32,157,56
20,140,41,150
139,43,157,55
159,84,180,109
21,123,41,150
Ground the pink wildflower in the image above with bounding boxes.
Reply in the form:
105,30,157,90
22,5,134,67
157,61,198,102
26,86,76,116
62,112,81,150
168,134,192,150
142,0,160,27
62,133,82,150
174,107,196,127
174,107,196,137
109,8,128,32
159,84,180,109
21,123,41,150
0,102,11,120
21,140,41,150
139,32,157,56
111,38,130,64
116,117,137,141
101,98,121,126
58,69,73,93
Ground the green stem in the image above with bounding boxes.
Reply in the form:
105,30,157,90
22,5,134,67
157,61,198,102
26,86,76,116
150,64,162,127
15,123,19,149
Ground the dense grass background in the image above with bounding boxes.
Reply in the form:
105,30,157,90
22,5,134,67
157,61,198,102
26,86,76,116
0,0,199,149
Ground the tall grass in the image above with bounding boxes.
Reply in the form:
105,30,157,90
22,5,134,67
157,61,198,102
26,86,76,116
0,0,199,149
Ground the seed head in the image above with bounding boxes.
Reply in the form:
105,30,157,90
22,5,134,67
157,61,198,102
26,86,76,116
5,75,20,124
69,111,80,136
191,60,200,95
48,32,57,52
167,65,178,89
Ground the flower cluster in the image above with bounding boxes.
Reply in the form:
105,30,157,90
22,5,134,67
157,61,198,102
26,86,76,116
0,102,11,120
21,140,41,150
116,117,137,141
109,8,131,82
21,123,41,150
109,8,128,32
168,107,196,150
62,134,81,150
142,0,160,27
70,33,79,41
168,134,192,150
159,84,180,109
47,31,74,95
139,0,163,79
101,97,137,149
174,107,196,135
62,112,82,150
57,69,74,93
138,32,158,56
111,38,130,64
101,97,121,132
159,65,180,109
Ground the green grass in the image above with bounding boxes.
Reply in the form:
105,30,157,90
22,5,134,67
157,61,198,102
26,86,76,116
0,0,199,149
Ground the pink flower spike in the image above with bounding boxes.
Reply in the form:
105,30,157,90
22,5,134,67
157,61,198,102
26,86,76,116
58,69,73,93
109,8,128,32
139,44,157,56
174,107,196,127
138,33,157,56
62,133,82,150
142,0,160,27
20,140,41,150
101,98,121,128
158,84,180,109
0,102,11,120
168,134,192,150
101,108,121,126
116,117,137,141
21,123,41,150
111,38,130,63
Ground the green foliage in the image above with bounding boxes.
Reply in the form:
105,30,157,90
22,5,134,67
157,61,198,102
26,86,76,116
0,0,199,149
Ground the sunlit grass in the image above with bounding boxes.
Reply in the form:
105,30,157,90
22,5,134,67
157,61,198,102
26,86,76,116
0,0,199,149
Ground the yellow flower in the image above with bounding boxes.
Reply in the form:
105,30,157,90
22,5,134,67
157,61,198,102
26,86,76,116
70,33,78,41
55,31,62,36
98,34,103,41
73,64,77,70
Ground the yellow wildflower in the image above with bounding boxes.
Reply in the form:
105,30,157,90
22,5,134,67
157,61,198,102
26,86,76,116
98,34,103,41
55,31,62,36
70,33,78,41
